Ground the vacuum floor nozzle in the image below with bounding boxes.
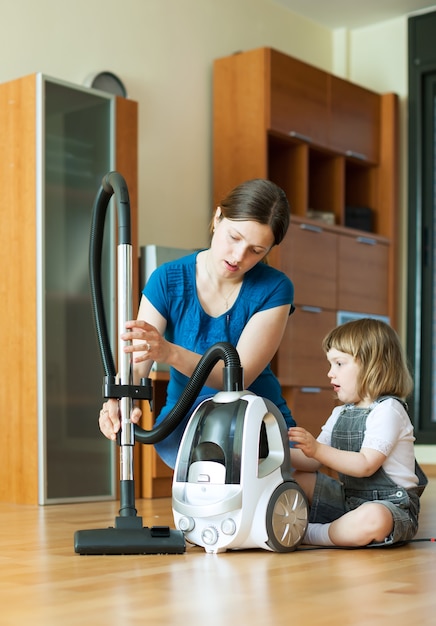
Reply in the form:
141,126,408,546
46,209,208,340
74,516,186,555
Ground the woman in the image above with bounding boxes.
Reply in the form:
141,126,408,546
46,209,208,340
99,178,295,468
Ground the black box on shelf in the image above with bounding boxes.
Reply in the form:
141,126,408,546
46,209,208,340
345,206,373,232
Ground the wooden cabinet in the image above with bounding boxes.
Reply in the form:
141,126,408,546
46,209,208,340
269,49,330,145
213,46,398,320
213,47,398,435
282,387,338,438
278,221,337,309
0,74,138,504
269,49,380,162
337,232,389,315
140,373,173,498
213,47,397,206
330,75,380,163
277,306,337,387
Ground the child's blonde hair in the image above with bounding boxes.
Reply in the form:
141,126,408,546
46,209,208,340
322,318,413,401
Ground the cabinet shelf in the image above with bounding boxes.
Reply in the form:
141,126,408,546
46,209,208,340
267,129,379,229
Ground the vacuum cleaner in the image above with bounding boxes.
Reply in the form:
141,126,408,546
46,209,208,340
74,171,308,555
172,389,308,553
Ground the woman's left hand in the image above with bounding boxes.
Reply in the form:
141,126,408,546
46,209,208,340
121,319,171,364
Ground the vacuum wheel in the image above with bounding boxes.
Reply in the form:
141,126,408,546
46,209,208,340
265,481,308,552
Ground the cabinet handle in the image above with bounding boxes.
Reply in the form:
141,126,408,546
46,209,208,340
301,387,322,394
301,305,322,313
300,223,323,233
346,150,367,161
356,236,376,245
289,130,312,143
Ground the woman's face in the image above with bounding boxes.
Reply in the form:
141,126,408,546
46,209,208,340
210,208,274,278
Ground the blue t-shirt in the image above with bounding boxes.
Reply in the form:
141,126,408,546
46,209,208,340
143,251,295,467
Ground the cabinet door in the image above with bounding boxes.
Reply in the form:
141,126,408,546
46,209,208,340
279,222,337,309
43,78,116,503
269,49,329,146
337,234,389,315
330,76,380,163
277,307,336,387
282,386,337,437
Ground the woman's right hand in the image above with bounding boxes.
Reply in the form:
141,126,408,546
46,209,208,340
99,398,142,440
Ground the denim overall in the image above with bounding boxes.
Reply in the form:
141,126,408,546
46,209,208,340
310,398,428,545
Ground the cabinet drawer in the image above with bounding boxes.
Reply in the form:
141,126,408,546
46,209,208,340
330,76,380,163
337,234,389,315
282,386,338,437
280,222,337,309
277,306,336,387
269,49,329,146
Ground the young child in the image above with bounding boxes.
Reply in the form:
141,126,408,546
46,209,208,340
288,318,427,548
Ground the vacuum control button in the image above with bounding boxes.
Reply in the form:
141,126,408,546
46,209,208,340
221,519,236,535
202,527,218,545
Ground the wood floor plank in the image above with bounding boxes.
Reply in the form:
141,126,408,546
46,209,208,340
1,480,435,625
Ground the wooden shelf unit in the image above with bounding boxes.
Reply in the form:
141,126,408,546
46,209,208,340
213,47,399,437
140,372,173,498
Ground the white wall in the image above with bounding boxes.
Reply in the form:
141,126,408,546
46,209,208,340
0,0,331,249
347,18,409,337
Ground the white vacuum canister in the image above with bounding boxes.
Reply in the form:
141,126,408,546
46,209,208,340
172,391,308,554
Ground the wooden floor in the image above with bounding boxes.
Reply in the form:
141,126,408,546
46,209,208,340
1,479,436,626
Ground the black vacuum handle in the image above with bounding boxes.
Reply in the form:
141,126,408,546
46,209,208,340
102,171,131,245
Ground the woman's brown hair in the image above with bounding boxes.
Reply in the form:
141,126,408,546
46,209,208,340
212,179,290,246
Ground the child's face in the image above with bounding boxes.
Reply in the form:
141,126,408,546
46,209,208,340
326,348,367,406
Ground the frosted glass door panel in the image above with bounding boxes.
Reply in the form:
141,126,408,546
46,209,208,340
43,79,114,501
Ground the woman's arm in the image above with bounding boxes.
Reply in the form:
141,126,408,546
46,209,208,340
125,296,291,390
98,297,165,440
101,295,291,439
124,295,205,383
233,305,290,387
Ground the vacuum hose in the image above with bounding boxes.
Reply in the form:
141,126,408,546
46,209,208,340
135,341,242,444
89,172,243,446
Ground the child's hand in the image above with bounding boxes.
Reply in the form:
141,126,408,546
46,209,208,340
288,426,319,458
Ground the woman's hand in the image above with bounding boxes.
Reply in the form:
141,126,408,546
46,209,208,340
288,426,320,458
122,319,172,365
99,398,142,440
